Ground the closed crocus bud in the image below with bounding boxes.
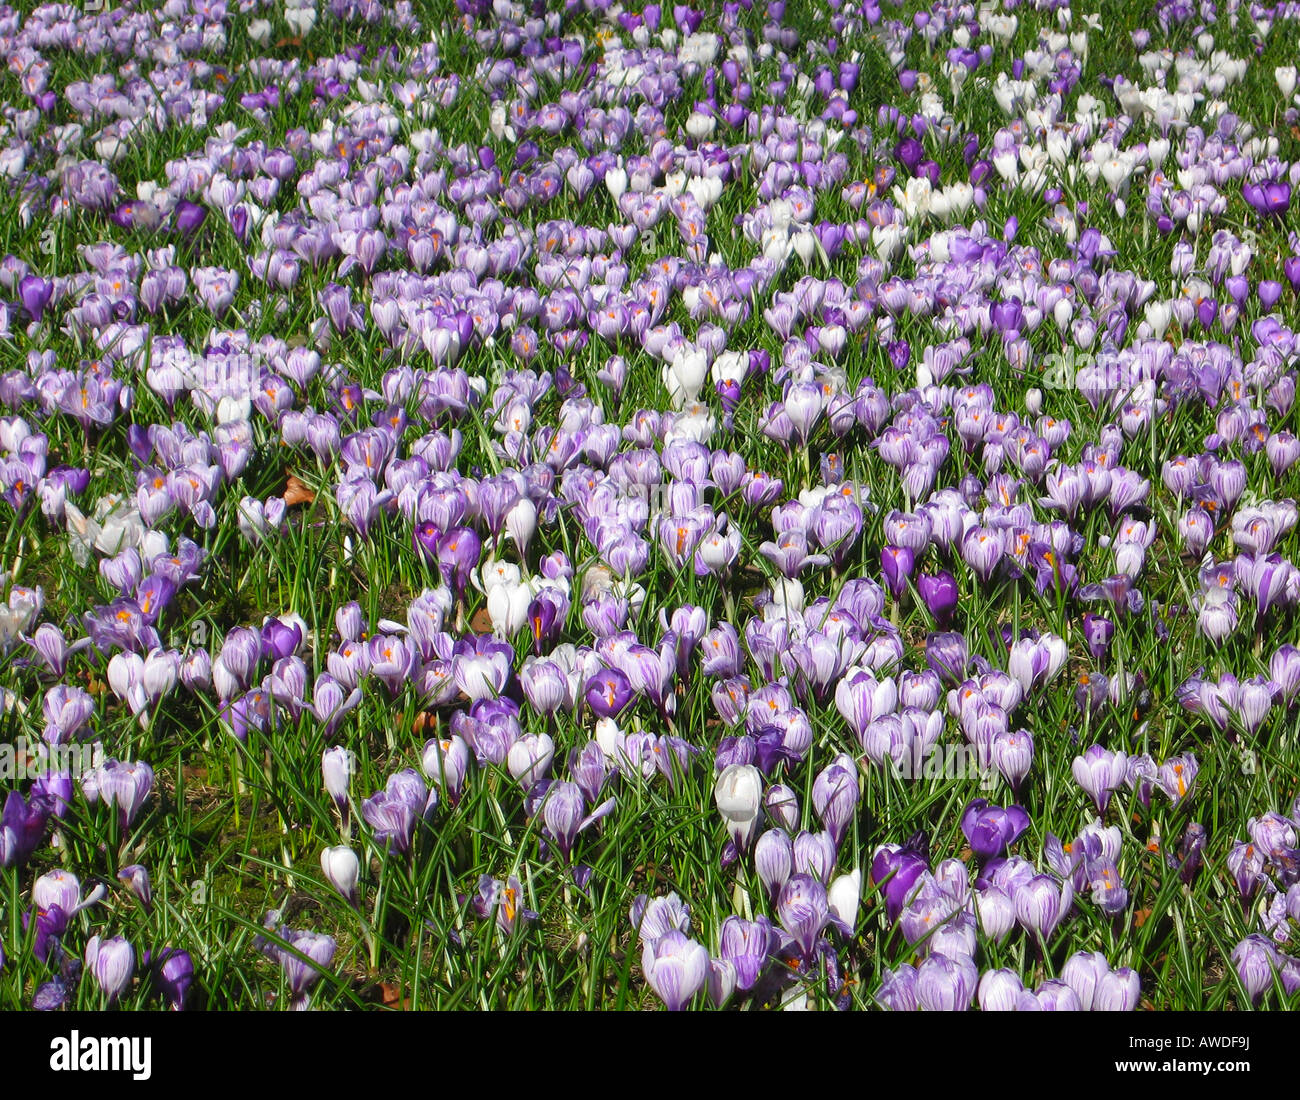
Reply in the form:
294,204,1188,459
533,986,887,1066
871,842,929,923
642,930,709,1011
764,783,800,832
717,915,775,991
1093,966,1140,1011
261,616,303,661
755,828,793,898
961,799,1030,860
811,760,858,848
714,764,763,852
777,874,829,960
880,545,915,601
507,733,555,786
793,830,837,883
706,956,738,1009
1028,979,1082,1011
876,963,919,1010
1231,935,1278,1004
1015,874,1073,941
827,869,862,934
915,952,978,1011
990,728,1034,791
917,571,959,626
413,520,441,567
422,735,471,803
974,885,1016,947
19,274,53,322
85,934,135,1004
322,746,356,808
320,846,360,906
1060,950,1110,1010
98,760,154,828
978,968,1026,1011
153,947,194,1010
925,631,969,684
118,865,152,912
276,929,337,1002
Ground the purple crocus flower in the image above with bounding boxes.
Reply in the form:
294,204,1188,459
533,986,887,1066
118,865,152,913
960,799,1030,860
540,781,614,861
811,758,859,848
152,947,194,1010
361,769,430,855
437,526,481,598
19,274,53,322
880,545,915,601
322,746,356,809
1071,745,1129,813
1014,874,1073,941
471,874,536,935
85,934,135,1004
925,632,969,685
174,201,207,235
1243,179,1291,217
917,571,959,626
641,930,709,1011
776,873,830,959
258,924,336,1005
914,952,978,1011
717,915,776,991
422,735,471,804
584,667,633,718
1094,968,1141,1011
1230,935,1279,1004
870,840,929,923
94,760,154,829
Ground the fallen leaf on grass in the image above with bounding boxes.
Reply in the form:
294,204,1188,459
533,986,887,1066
380,982,409,1010
284,475,316,505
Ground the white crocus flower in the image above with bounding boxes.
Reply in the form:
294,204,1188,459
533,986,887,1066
714,764,764,851
663,347,708,408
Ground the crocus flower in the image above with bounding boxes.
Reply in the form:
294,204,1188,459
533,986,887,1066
1230,935,1279,1004
85,934,135,1004
870,841,929,922
1015,874,1073,941
811,757,859,848
320,846,361,906
641,930,709,1011
1071,745,1129,813
152,948,194,1011
1243,179,1291,218
960,799,1030,860
472,874,536,935
914,952,978,1011
714,763,763,852
776,873,830,959
118,865,152,913
717,915,775,991
917,571,959,626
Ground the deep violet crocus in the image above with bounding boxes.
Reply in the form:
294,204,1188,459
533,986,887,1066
960,799,1030,860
